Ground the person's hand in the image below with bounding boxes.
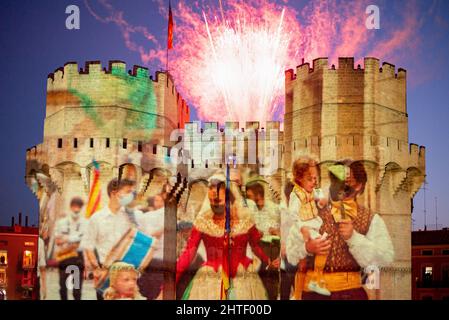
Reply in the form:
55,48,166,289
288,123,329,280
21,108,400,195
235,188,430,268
93,268,101,285
268,257,281,269
305,237,331,256
269,227,280,236
84,259,92,272
68,234,81,243
300,227,311,242
55,235,69,246
338,220,354,240
93,267,107,287
317,198,327,209
151,229,164,239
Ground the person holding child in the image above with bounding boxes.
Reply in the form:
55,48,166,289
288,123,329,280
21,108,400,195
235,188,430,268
286,157,330,298
287,159,394,300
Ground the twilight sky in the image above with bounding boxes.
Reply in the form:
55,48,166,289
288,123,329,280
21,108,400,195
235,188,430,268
0,0,448,229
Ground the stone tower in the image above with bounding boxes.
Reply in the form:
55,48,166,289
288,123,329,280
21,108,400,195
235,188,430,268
284,57,426,299
25,62,190,298
25,60,193,299
25,57,425,300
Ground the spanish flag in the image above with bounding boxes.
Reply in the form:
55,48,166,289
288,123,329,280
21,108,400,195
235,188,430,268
85,160,101,218
167,0,174,50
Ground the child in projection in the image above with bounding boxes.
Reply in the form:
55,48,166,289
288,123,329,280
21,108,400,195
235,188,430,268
103,262,145,300
288,157,330,297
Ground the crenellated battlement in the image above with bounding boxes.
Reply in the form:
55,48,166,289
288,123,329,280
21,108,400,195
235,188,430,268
26,55,426,301
290,134,425,171
284,57,409,160
285,57,407,82
26,136,179,171
47,60,174,85
181,121,283,172
184,121,283,134
43,60,190,146
45,61,188,115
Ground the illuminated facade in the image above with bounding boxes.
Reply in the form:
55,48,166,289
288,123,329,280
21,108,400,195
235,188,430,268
412,229,449,300
25,58,425,300
0,213,38,300
284,57,426,299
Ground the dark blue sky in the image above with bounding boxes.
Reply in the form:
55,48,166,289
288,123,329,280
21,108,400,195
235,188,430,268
0,0,448,229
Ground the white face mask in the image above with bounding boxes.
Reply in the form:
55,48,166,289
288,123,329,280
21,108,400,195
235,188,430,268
119,192,135,207
71,210,80,219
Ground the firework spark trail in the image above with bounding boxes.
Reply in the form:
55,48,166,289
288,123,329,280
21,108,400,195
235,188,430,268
85,0,429,123
85,0,162,64
181,2,296,124
202,8,288,123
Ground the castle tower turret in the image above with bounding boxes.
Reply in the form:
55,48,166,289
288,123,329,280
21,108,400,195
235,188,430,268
44,61,188,145
25,62,188,279
284,57,426,299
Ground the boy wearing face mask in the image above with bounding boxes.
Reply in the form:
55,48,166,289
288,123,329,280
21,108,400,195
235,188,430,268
54,197,87,300
81,178,139,300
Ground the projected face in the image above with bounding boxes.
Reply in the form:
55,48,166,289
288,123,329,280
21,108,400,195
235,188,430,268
116,185,135,199
153,194,164,210
113,270,139,298
208,183,226,216
299,166,318,193
329,165,365,201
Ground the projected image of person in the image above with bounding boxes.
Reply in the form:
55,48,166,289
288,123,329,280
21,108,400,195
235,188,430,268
136,191,166,300
287,157,330,299
176,173,280,300
54,197,87,300
103,262,145,300
81,178,163,300
287,160,394,300
245,179,281,300
279,180,296,300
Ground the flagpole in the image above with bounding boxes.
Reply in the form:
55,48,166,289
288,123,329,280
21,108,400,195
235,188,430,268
166,44,169,88
225,156,231,300
224,155,236,299
166,0,172,83
166,0,169,86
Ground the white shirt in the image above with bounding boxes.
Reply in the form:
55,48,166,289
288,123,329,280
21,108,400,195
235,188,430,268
37,237,46,277
286,212,394,268
81,206,136,264
280,201,297,241
137,207,165,260
81,206,166,264
279,201,297,270
288,189,324,239
250,200,281,242
55,215,87,250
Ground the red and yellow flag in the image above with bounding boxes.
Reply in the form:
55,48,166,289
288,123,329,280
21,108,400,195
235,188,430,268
85,160,101,218
167,0,174,50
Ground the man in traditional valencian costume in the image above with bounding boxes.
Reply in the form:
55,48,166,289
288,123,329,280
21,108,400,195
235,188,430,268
287,160,394,299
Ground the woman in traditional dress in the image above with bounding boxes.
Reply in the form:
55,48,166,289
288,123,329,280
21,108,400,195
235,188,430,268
176,174,280,300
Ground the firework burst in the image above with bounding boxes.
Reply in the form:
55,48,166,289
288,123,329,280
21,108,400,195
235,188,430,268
201,6,289,123
86,0,424,123
168,0,301,124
